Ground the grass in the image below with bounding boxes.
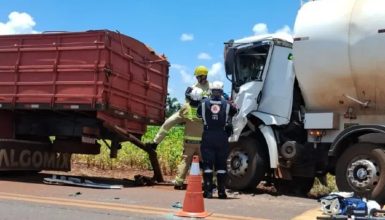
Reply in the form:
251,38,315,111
310,175,338,198
73,126,184,175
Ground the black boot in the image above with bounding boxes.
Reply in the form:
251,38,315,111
217,173,227,199
203,173,213,199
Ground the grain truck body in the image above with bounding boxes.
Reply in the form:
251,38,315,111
224,0,385,202
0,30,168,175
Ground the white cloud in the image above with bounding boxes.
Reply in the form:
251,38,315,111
0,11,39,35
253,23,293,37
209,62,223,77
207,62,226,82
180,69,195,84
276,25,291,35
167,87,174,94
240,22,293,43
252,22,293,37
170,64,184,70
170,62,229,102
197,52,212,60
207,62,230,92
180,33,194,42
171,64,195,85
171,62,225,87
252,23,268,35
274,25,293,40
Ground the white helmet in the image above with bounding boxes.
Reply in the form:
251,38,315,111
189,87,203,101
210,81,224,90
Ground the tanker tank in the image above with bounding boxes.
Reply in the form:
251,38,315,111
293,0,385,114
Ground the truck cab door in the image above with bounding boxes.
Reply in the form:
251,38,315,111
225,41,273,141
256,45,294,124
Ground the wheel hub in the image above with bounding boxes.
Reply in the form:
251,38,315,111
347,159,379,191
227,150,248,177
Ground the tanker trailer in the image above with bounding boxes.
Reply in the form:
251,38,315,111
0,30,169,181
223,0,385,202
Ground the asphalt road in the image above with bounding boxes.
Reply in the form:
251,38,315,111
0,172,321,220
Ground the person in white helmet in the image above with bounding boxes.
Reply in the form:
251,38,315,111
197,81,238,199
146,87,206,189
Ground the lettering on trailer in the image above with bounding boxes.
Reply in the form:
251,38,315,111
0,149,71,170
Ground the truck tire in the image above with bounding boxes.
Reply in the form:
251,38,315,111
336,142,385,203
226,136,267,190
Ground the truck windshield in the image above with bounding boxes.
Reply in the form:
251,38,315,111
234,44,269,86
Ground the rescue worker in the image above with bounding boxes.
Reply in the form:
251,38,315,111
197,81,237,199
191,65,210,98
193,65,229,100
145,65,210,189
146,87,205,189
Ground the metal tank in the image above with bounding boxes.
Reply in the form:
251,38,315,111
293,0,385,114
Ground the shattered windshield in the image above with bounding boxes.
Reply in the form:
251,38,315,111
234,44,269,86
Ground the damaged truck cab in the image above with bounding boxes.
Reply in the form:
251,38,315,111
224,0,385,202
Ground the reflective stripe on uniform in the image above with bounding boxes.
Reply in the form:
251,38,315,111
185,136,201,141
225,103,230,124
202,101,207,125
184,136,201,144
217,169,226,174
204,169,213,173
209,100,222,105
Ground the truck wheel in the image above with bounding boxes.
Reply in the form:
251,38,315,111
336,142,385,202
226,136,267,190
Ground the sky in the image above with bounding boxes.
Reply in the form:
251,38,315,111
0,0,302,103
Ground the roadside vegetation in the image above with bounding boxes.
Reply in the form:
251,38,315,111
73,125,336,197
309,175,338,198
74,126,184,175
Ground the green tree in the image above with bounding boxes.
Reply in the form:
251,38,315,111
166,93,181,117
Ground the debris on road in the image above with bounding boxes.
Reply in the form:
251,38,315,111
69,192,82,197
134,175,155,186
43,175,123,189
171,202,182,209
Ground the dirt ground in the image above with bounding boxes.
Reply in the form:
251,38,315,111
43,162,175,183
42,162,324,199
43,162,284,196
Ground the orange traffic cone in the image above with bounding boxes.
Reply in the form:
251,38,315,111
175,155,211,218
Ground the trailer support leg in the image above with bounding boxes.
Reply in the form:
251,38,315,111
125,134,164,183
106,124,164,183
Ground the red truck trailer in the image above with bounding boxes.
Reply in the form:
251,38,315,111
0,30,169,180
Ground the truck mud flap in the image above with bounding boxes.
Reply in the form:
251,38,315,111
0,139,71,171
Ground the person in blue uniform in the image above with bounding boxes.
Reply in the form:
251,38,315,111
197,81,238,199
